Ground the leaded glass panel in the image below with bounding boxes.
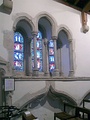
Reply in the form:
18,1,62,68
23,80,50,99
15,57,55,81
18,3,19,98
49,40,55,72
14,32,24,71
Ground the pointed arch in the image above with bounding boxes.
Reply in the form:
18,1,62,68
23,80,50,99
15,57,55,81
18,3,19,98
12,13,36,76
57,24,73,41
13,13,35,31
35,12,57,36
57,25,74,77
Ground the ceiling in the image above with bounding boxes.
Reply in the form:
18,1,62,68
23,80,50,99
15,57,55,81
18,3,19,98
54,0,90,15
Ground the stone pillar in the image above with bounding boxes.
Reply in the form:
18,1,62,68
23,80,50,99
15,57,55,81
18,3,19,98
32,31,39,76
52,36,59,76
0,68,5,106
44,38,49,76
68,39,74,77
6,92,12,106
57,47,63,77
27,38,32,76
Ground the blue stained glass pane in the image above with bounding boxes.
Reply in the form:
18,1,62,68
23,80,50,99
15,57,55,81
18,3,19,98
37,60,42,71
49,39,55,72
49,56,55,62
37,51,40,58
49,63,55,71
14,61,23,71
39,41,42,49
37,31,42,39
37,41,40,48
31,40,34,49
37,50,42,59
31,50,34,59
14,52,23,61
14,32,24,71
37,40,42,49
14,32,24,43
49,48,54,55
49,40,54,47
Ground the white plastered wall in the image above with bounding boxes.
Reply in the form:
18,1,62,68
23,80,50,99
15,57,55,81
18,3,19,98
0,0,90,115
0,0,90,76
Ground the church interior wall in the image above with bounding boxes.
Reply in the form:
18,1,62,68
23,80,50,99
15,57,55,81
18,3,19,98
0,0,90,76
0,0,90,119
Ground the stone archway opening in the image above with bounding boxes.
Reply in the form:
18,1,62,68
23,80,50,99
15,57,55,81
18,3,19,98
21,87,76,120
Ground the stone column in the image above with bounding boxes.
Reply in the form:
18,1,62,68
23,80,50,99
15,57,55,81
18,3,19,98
44,38,49,76
27,38,32,76
0,68,5,106
52,36,59,76
68,39,74,77
32,31,39,76
57,47,63,77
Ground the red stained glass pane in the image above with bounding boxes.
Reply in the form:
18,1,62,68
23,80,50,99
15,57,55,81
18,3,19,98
49,48,54,55
14,43,23,51
14,32,24,71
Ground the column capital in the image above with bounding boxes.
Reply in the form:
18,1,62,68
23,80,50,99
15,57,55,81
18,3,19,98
68,39,72,43
13,26,16,32
51,36,57,40
32,31,38,36
44,38,48,45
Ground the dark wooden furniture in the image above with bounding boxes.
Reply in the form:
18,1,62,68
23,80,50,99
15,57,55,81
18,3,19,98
82,99,90,119
0,105,27,120
68,106,90,120
54,102,77,120
76,106,90,120
83,99,90,108
0,106,11,120
67,117,83,120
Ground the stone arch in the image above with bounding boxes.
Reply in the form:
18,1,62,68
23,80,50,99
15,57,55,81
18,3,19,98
52,86,77,105
13,13,35,31
35,12,57,36
57,24,73,41
14,86,77,110
57,24,74,77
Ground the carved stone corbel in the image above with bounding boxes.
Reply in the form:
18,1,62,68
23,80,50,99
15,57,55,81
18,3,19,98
3,0,13,14
3,0,13,9
81,12,89,33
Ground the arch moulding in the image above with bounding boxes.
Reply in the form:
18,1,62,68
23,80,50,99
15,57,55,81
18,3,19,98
12,13,35,31
57,24,73,41
57,24,74,77
35,12,58,36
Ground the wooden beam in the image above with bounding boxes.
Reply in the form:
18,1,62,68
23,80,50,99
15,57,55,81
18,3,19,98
83,1,90,12
81,12,87,26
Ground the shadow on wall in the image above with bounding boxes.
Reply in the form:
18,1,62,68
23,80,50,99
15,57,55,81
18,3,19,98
21,86,77,113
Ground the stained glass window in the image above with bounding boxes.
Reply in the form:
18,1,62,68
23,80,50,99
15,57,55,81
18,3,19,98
49,40,55,72
14,32,24,71
31,31,43,71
